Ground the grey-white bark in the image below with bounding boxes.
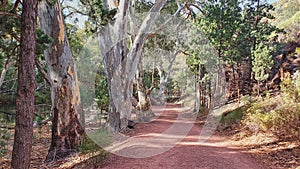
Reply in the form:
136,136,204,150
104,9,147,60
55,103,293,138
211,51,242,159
0,58,14,88
99,0,167,131
38,0,84,161
156,50,181,102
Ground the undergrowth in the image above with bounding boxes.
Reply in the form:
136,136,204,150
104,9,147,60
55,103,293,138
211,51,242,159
242,72,300,140
0,128,10,157
78,136,109,168
220,106,245,128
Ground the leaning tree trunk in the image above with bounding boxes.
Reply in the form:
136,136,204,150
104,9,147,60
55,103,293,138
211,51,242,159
99,0,167,131
135,60,155,122
11,0,37,168
38,0,84,161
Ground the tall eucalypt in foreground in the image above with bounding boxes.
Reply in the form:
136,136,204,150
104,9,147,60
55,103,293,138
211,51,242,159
37,0,85,161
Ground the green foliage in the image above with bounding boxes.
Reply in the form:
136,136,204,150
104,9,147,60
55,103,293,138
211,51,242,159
36,28,53,58
280,71,300,102
79,136,104,154
165,78,179,97
0,2,52,93
47,0,57,6
66,24,85,59
80,0,117,33
135,0,153,13
197,0,243,61
35,90,51,104
0,1,20,79
95,71,109,111
220,107,245,127
272,0,300,22
251,42,274,82
86,129,112,148
143,68,160,90
0,128,10,157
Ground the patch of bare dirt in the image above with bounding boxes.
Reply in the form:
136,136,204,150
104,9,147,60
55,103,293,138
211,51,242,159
217,122,300,169
0,125,51,169
95,104,268,169
3,103,295,169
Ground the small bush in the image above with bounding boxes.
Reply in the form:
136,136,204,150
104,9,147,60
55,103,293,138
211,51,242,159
242,74,300,140
220,107,245,128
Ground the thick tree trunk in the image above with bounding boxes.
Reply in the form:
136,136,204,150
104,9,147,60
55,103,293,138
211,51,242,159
38,0,84,161
11,0,37,168
156,65,166,104
99,0,167,131
98,0,132,132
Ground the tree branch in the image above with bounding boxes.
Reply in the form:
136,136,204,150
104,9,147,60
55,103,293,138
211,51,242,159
127,0,167,74
9,0,20,13
0,0,8,8
0,125,14,129
0,110,15,116
33,116,53,128
63,5,88,18
35,59,53,87
10,32,20,42
0,11,21,18
0,56,16,88
146,56,157,95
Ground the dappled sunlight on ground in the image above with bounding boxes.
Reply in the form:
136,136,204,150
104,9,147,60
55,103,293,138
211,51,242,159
98,104,267,169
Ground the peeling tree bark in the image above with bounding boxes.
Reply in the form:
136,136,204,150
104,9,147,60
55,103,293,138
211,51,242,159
135,58,155,122
38,0,84,161
99,0,167,131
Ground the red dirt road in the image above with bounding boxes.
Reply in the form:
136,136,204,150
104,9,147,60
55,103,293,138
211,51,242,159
97,104,267,169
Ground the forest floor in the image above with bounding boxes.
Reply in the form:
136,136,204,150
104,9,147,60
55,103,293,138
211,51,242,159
0,103,299,169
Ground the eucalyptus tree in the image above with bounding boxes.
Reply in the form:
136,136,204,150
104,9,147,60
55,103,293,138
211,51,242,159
38,0,85,161
98,0,168,131
80,0,207,130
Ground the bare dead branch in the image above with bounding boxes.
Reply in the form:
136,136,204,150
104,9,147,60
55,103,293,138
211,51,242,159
63,5,88,18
